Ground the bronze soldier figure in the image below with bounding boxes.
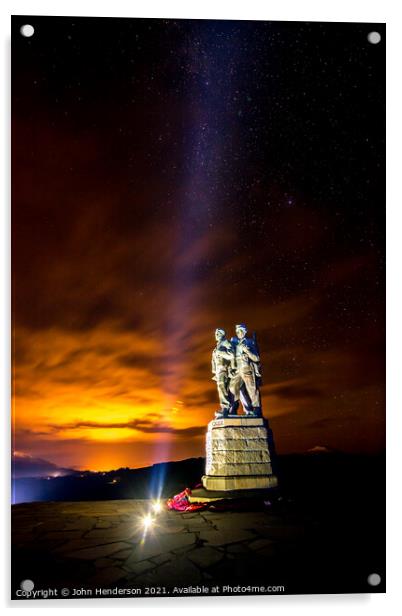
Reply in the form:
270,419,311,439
211,328,236,418
229,323,262,417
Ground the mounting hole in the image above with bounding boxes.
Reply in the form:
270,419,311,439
20,24,35,38
20,579,34,592
367,573,381,587
367,31,381,45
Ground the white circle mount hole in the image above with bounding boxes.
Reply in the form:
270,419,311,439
367,573,381,587
20,24,35,38
20,579,34,592
367,31,381,45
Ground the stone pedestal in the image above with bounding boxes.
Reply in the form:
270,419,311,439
201,416,278,491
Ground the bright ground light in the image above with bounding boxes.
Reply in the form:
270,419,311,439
141,513,154,531
152,500,162,513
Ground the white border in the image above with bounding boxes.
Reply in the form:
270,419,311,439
2,1,401,614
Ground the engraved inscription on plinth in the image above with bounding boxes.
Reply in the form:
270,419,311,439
202,417,278,491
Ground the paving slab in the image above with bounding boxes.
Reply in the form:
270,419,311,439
127,532,197,562
65,541,132,560
86,566,127,587
187,546,223,568
199,528,256,546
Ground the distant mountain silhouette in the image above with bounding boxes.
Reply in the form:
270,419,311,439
12,457,205,504
306,445,338,454
11,451,385,505
12,452,78,479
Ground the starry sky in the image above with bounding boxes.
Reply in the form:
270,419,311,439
12,16,385,473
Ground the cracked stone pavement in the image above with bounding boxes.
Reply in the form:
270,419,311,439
12,499,303,591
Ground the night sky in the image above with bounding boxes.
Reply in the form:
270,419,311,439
12,16,385,473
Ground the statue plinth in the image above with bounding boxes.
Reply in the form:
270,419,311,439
201,416,278,492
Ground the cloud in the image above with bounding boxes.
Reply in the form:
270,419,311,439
46,418,205,438
268,381,323,401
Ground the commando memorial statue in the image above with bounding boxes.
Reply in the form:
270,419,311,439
202,323,278,493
